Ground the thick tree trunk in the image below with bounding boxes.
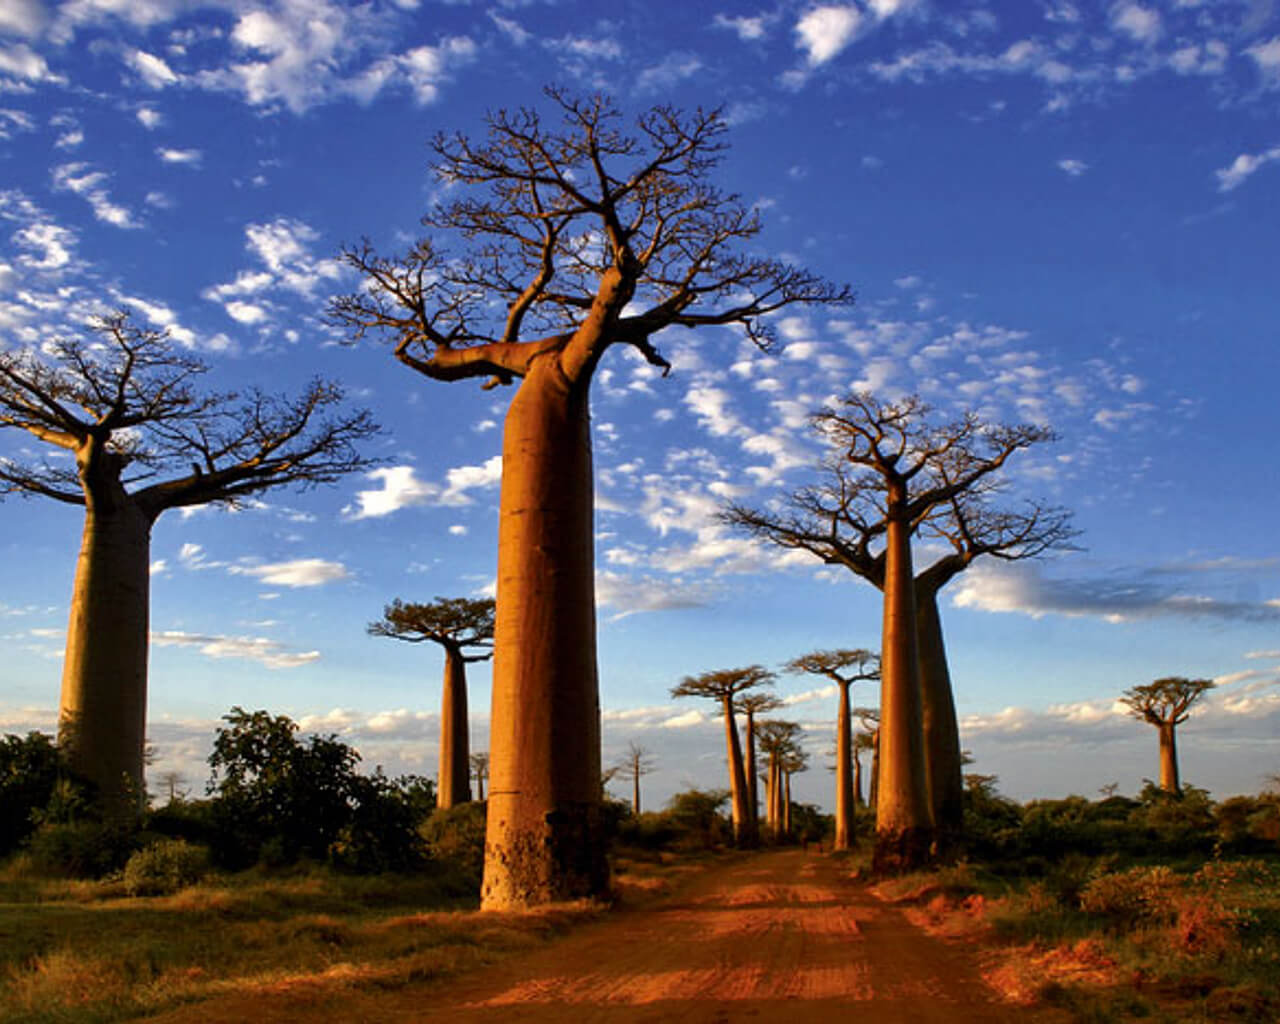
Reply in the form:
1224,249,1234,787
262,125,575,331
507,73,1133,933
632,771,640,815
722,695,754,845
744,712,758,832
834,681,855,850
1158,721,1180,794
874,496,934,871
916,586,964,857
482,358,607,908
437,646,471,810
58,500,153,819
768,753,783,837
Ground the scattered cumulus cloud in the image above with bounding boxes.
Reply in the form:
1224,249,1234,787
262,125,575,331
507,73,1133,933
348,456,502,519
157,147,202,166
1215,146,1280,192
151,629,320,669
795,5,863,66
126,48,179,88
1057,158,1089,176
229,558,351,587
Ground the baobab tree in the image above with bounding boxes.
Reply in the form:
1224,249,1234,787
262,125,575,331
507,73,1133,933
329,89,849,908
368,597,495,809
852,729,875,808
785,649,879,850
736,691,783,831
614,741,657,814
0,313,377,818
671,666,776,845
470,751,490,800
1120,677,1215,795
780,745,809,836
727,393,1058,868
757,719,803,839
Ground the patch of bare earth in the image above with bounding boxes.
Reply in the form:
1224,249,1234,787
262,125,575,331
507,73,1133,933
147,850,1068,1022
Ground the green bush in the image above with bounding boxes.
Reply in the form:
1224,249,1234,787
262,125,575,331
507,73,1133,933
1080,864,1180,924
123,838,210,895
420,801,487,892
23,821,136,878
0,732,62,855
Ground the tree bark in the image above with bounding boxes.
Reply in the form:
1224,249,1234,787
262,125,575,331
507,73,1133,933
915,584,964,857
834,681,855,850
783,772,792,836
873,490,934,871
481,357,607,908
632,769,640,815
1158,721,1180,794
869,730,880,811
437,646,471,810
58,498,154,819
853,749,864,808
744,711,758,833
722,694,753,846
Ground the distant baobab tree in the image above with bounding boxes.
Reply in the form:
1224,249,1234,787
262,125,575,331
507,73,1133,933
470,752,490,800
329,88,849,909
785,649,879,851
671,666,776,845
757,719,803,839
615,741,657,814
780,744,809,836
368,597,495,809
727,392,1062,869
1120,677,1215,794
852,729,875,808
735,691,783,833
0,312,377,818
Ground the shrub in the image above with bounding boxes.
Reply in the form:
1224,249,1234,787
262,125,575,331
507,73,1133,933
123,839,210,896
23,821,136,878
0,732,62,855
1080,865,1181,924
420,801,487,892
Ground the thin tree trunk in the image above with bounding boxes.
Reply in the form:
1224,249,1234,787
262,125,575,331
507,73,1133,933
784,772,792,836
834,680,855,850
916,585,964,857
482,359,606,908
476,771,485,801
437,646,471,810
58,500,153,819
869,730,880,811
874,492,934,871
632,770,640,815
853,750,864,808
744,712,758,833
769,753,783,837
722,694,753,845
1158,721,1180,794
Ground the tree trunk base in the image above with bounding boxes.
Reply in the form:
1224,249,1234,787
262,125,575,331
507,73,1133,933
872,826,934,873
481,799,609,909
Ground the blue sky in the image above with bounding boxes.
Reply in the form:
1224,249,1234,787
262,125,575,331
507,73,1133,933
1,0,1278,811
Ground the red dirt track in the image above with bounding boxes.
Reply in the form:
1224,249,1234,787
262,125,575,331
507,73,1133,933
150,849,1063,1022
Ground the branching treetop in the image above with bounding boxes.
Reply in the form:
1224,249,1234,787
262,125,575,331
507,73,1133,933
328,88,851,391
784,648,880,687
368,597,495,659
756,719,804,757
671,665,776,705
724,391,1072,587
1120,677,1215,727
615,741,657,781
0,312,378,517
735,692,784,718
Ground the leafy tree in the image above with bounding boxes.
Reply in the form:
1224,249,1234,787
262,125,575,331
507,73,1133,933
369,597,494,808
0,731,62,854
727,392,1061,868
1120,677,1216,794
614,741,657,814
671,666,775,845
0,313,378,818
330,90,849,907
785,649,878,850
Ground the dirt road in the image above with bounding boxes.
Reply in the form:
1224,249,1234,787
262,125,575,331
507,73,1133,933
152,850,1060,1022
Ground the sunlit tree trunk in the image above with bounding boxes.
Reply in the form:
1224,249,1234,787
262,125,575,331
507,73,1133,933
915,585,963,857
744,712,758,833
58,496,153,820
1159,721,1180,794
853,750,864,808
834,680,855,850
721,694,753,845
783,772,792,836
438,646,472,810
874,488,934,870
482,360,606,908
869,730,880,811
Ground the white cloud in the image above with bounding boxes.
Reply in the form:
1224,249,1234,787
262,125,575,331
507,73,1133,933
1215,147,1280,192
596,570,711,620
126,48,179,88
157,147,202,166
151,629,321,669
714,14,768,41
398,38,477,105
0,43,59,83
637,52,702,92
1109,3,1160,45
348,456,502,519
137,106,162,129
0,0,46,37
1057,158,1088,176
796,6,862,66
490,13,531,46
50,162,139,229
1247,36,1280,83
230,558,351,587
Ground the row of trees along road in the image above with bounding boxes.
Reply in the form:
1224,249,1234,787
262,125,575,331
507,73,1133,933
327,89,851,908
0,314,379,818
725,393,1076,869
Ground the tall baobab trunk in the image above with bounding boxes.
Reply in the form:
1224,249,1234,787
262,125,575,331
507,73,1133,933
721,694,753,845
632,770,641,815
59,487,153,820
834,681,855,850
744,711,760,832
915,585,964,857
438,646,472,810
783,772,792,836
874,490,934,870
1158,721,1180,794
853,749,864,808
768,753,784,837
869,730,880,811
482,361,606,908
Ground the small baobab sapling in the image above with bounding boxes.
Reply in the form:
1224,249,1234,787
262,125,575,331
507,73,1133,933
368,597,495,809
1120,677,1215,795
0,312,377,818
784,648,878,851
614,741,657,814
671,666,776,845
329,90,849,907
